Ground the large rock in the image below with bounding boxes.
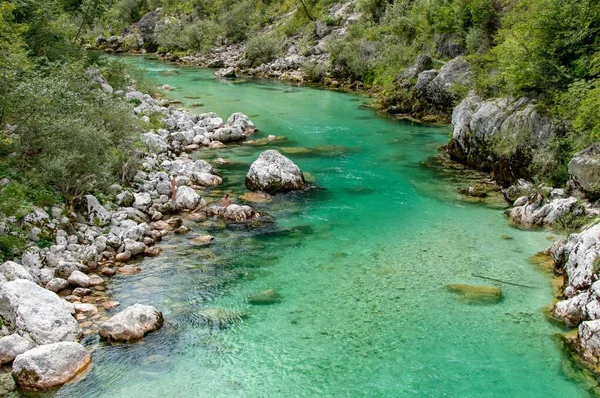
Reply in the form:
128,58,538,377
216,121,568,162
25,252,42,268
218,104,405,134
226,112,256,133
12,342,91,390
0,334,34,365
0,280,79,345
80,195,111,227
0,261,34,282
418,56,471,112
215,67,236,78
211,126,245,142
569,144,600,196
449,94,556,185
175,186,202,210
206,204,258,221
245,150,306,193
98,304,163,342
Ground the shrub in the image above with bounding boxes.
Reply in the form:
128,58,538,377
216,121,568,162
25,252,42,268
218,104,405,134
301,60,327,82
245,34,282,67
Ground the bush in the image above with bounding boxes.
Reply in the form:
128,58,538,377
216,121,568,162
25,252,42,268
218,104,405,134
4,62,143,200
245,34,282,67
301,60,327,82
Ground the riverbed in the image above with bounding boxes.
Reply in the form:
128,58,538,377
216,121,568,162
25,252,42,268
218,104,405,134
54,56,592,397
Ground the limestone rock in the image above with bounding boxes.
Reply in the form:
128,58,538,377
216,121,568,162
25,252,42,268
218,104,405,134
12,342,91,390
0,280,80,345
245,150,305,193
67,270,90,288
0,334,34,365
99,304,163,342
0,261,34,283
446,284,502,304
175,186,202,210
569,144,600,196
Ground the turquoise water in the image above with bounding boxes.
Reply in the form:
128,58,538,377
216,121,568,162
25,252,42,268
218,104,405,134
55,56,591,397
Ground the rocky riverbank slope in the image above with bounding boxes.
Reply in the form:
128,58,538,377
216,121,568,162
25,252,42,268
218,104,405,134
0,70,308,392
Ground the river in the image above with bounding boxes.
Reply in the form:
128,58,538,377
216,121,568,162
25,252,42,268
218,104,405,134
54,55,591,397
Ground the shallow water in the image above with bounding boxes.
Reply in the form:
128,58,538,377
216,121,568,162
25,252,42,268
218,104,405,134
54,56,591,397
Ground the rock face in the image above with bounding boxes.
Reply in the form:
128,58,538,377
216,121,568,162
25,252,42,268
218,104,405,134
0,280,79,345
569,144,600,196
0,334,34,365
245,150,306,193
99,304,163,342
448,94,556,186
418,56,471,113
12,342,91,390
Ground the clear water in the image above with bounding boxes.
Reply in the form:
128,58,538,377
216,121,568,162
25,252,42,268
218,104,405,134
54,56,591,397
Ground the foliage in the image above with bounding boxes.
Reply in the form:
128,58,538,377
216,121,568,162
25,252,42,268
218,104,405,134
244,33,283,67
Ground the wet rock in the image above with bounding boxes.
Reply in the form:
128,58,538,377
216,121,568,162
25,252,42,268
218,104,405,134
0,334,34,365
12,342,91,390
174,226,190,235
117,265,142,275
245,150,306,193
195,307,242,329
0,280,80,345
73,303,98,316
248,289,282,305
144,246,162,257
446,284,503,304
115,251,132,262
175,186,202,210
46,278,69,293
71,287,91,297
88,274,104,286
101,267,116,277
206,204,258,222
56,261,87,279
99,304,163,342
215,67,236,78
68,270,90,288
240,192,272,203
124,239,147,256
190,235,214,245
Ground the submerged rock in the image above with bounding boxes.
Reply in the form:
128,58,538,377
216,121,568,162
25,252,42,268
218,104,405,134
446,284,503,304
0,280,80,345
248,289,282,305
195,307,243,329
12,342,91,390
99,303,164,342
245,150,306,193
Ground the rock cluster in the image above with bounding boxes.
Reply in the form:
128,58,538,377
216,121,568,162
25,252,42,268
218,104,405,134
0,80,261,390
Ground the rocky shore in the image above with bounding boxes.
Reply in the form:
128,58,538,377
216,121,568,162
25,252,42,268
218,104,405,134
0,71,307,392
